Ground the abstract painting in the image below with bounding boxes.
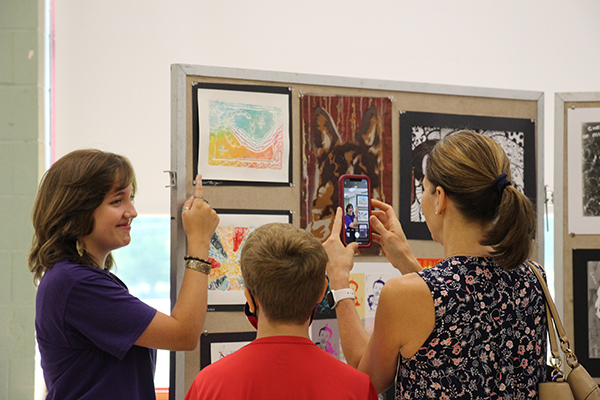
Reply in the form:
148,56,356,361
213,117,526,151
399,111,536,240
207,209,292,310
193,83,292,185
301,95,393,254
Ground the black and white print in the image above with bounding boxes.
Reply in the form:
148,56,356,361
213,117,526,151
399,111,536,240
582,122,600,217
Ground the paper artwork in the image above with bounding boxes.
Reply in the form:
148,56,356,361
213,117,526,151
207,210,291,306
301,95,393,253
196,85,291,184
567,107,600,234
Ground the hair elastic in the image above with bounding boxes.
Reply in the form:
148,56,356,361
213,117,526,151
493,173,511,196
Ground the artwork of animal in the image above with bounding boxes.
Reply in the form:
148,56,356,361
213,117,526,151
301,96,392,252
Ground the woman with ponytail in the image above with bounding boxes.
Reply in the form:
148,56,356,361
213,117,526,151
324,130,547,398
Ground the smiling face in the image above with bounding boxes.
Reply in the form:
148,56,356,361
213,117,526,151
81,183,137,266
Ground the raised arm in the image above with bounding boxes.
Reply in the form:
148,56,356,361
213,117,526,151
135,176,219,351
325,206,434,393
370,199,422,274
323,208,367,367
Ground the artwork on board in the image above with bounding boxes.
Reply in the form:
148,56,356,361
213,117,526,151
573,249,600,376
193,82,292,186
200,331,257,369
364,272,397,319
567,107,600,234
207,209,292,311
310,319,341,360
300,95,393,255
399,111,536,240
349,272,366,319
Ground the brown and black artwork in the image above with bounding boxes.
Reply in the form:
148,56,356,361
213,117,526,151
301,95,392,254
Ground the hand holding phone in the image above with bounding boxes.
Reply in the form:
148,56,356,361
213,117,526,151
338,174,372,247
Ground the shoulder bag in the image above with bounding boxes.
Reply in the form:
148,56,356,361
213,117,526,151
528,261,600,400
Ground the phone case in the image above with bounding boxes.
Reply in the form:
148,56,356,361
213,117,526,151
338,174,372,247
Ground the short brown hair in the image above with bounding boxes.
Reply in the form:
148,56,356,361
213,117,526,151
240,223,328,324
426,130,535,270
29,149,136,284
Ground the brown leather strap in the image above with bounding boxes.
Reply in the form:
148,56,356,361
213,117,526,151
527,261,579,369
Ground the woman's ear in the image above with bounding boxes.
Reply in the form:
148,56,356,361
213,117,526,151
435,185,447,215
244,288,256,314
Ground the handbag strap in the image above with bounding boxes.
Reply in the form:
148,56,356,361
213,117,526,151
527,261,580,370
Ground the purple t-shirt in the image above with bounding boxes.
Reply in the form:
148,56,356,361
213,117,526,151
35,259,157,400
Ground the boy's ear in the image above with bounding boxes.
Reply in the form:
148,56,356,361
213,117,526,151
244,288,256,314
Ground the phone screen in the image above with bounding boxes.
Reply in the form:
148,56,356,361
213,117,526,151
340,175,371,247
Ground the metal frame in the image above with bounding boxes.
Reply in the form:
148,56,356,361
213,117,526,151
170,64,545,400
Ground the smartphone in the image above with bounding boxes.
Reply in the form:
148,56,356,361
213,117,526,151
338,174,372,247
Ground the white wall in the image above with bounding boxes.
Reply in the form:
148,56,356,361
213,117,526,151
54,0,600,215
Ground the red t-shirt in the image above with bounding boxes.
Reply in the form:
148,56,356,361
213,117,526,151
186,336,379,400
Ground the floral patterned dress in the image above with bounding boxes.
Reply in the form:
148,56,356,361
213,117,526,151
397,256,547,400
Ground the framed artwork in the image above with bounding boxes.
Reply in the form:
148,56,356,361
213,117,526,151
300,95,393,254
573,249,600,376
200,331,257,369
356,209,369,222
310,319,341,360
193,82,292,186
357,195,369,208
567,107,600,234
399,111,536,240
207,209,292,311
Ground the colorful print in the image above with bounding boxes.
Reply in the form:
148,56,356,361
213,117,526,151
208,226,254,292
208,100,284,169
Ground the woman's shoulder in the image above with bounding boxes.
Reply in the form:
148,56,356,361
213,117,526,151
40,258,111,288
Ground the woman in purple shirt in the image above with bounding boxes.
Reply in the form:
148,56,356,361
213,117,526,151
29,149,218,399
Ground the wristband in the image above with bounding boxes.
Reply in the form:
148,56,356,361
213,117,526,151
326,288,355,309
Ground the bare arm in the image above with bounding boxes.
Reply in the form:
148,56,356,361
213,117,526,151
370,199,422,274
135,176,219,351
324,206,435,393
323,208,366,367
357,275,435,392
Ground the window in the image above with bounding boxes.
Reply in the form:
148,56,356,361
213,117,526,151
113,215,171,393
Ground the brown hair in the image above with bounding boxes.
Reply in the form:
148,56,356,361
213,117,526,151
29,149,136,284
240,223,328,324
425,130,535,270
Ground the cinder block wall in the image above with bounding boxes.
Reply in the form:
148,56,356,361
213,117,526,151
0,0,43,398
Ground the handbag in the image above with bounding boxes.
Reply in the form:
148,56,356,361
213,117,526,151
528,261,600,400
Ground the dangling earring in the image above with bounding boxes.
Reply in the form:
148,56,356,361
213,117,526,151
76,239,85,257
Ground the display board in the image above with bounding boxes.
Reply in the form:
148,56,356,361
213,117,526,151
555,92,600,382
170,64,544,399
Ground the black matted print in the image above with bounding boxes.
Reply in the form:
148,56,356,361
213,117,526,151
399,112,536,240
573,249,600,376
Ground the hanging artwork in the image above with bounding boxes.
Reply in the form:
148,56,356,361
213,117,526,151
399,111,536,240
573,249,600,376
200,331,257,369
301,95,393,254
567,107,600,234
193,83,292,185
207,209,292,311
310,319,341,360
